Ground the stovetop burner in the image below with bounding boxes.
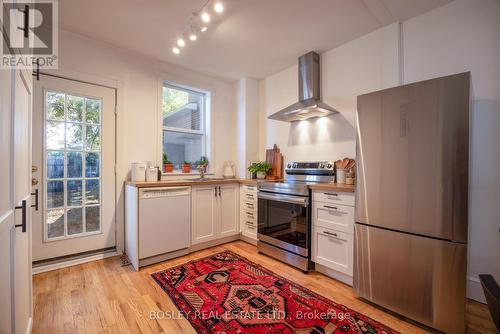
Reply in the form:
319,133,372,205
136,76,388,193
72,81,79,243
258,161,336,196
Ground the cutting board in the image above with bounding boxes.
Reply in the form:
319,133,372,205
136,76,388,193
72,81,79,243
266,144,283,180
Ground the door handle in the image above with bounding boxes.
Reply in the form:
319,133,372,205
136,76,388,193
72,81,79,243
214,186,217,197
14,200,27,233
324,205,338,210
324,193,338,197
323,231,338,237
31,189,39,211
218,186,221,197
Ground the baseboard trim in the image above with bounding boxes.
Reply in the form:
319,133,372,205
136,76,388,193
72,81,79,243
190,234,241,252
138,248,190,269
467,275,486,303
315,263,353,286
32,251,120,274
239,233,257,245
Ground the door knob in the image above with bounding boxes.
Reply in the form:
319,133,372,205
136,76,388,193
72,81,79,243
32,178,38,186
32,165,38,172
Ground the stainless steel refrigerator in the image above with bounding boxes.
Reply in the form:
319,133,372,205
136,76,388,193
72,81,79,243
354,72,470,334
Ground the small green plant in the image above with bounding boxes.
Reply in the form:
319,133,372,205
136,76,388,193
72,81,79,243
196,156,209,166
248,161,272,174
162,153,172,165
183,160,191,165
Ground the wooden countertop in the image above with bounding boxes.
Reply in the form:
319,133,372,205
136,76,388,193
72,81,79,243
126,178,241,188
308,183,355,193
125,178,271,188
126,179,352,191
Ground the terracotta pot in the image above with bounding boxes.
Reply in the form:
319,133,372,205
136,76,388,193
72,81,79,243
182,165,191,173
163,164,174,173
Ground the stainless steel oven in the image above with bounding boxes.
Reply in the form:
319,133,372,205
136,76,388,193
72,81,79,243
257,161,335,272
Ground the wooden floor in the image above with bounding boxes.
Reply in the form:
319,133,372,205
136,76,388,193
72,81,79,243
32,241,497,334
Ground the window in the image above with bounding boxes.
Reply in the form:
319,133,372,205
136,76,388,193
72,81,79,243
162,83,209,171
44,91,102,240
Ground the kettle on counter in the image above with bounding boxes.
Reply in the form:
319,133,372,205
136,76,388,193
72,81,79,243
223,161,236,179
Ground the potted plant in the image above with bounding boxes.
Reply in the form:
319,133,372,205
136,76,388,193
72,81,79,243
248,162,272,179
162,153,174,173
248,163,258,179
182,161,191,173
196,156,209,172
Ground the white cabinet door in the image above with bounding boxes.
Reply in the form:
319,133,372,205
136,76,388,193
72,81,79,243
0,67,33,334
312,227,353,276
191,185,218,244
0,65,15,334
13,69,33,334
219,184,239,237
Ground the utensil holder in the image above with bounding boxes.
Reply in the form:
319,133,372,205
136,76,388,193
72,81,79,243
336,169,347,184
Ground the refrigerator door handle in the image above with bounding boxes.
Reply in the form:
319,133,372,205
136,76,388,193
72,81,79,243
400,103,408,137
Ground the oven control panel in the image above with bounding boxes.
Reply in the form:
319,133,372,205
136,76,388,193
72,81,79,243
285,161,336,174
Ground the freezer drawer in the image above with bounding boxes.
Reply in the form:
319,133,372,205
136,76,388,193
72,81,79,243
354,224,467,334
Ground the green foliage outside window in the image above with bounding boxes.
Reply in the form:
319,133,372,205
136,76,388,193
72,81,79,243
162,86,188,117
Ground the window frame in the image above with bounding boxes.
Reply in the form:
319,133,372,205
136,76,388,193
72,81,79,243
160,81,211,173
43,89,103,242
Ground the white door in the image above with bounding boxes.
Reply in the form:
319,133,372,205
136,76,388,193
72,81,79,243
219,184,239,237
0,65,34,334
191,185,217,244
32,75,116,261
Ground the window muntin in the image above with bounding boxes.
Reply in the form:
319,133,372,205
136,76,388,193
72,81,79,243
44,91,102,240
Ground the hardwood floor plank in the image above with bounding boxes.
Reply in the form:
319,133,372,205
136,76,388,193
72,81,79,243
32,240,496,334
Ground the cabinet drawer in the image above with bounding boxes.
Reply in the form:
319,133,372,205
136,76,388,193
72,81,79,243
240,191,257,203
312,202,354,234
241,218,257,231
312,227,353,276
240,209,256,221
313,191,355,207
241,184,257,193
240,200,257,212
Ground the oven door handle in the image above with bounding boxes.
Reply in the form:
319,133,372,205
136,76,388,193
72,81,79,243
258,192,309,206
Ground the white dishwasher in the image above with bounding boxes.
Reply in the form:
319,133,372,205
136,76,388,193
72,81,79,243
138,187,191,260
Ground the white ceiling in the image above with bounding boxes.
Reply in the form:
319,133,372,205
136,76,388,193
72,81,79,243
59,0,453,80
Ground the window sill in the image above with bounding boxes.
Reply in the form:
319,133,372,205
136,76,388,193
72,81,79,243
161,172,214,176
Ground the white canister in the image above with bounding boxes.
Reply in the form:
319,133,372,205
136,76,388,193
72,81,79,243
131,162,146,182
336,169,347,184
146,167,158,182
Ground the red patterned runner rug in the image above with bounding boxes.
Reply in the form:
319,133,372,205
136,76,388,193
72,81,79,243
151,250,399,334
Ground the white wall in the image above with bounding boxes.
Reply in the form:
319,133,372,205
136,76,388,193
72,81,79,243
236,78,259,177
258,0,500,302
402,0,500,303
258,23,400,161
51,29,238,252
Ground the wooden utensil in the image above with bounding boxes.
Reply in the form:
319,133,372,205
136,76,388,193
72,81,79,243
335,160,342,169
346,159,356,169
342,157,350,169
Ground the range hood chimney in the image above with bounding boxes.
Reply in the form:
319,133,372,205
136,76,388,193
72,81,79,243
268,51,339,122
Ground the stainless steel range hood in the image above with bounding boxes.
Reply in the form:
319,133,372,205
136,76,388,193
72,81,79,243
268,51,339,122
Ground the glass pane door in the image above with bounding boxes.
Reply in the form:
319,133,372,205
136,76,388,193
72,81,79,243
44,91,102,241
